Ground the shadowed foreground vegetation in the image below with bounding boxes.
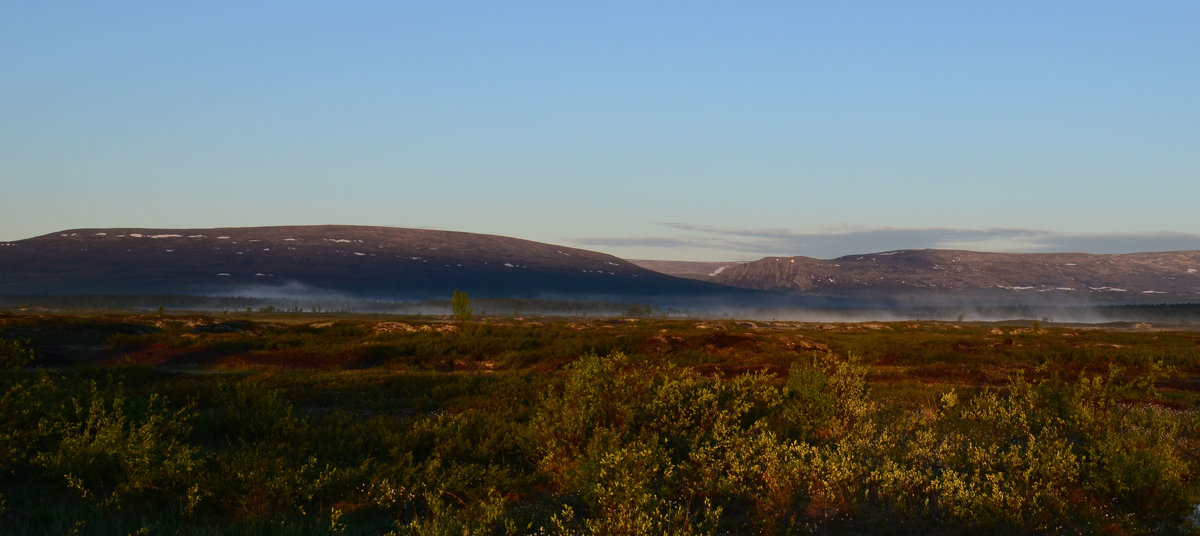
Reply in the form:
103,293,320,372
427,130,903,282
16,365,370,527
1,312,1199,534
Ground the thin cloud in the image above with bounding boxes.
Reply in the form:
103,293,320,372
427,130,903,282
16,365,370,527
1023,232,1200,253
575,225,1200,260
574,237,718,249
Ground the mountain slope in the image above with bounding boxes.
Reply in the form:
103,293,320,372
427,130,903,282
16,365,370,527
703,249,1200,297
627,260,744,281
0,226,733,299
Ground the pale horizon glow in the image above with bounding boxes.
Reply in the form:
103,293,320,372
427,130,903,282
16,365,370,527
3,2,1198,261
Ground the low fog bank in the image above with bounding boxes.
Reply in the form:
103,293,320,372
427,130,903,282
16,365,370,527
2,286,1198,325
728,303,1200,325
0,293,648,318
670,289,1200,324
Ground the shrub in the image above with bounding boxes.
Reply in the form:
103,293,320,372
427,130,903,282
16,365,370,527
778,353,874,441
391,487,512,536
34,382,200,508
0,337,35,368
532,351,877,532
0,373,61,473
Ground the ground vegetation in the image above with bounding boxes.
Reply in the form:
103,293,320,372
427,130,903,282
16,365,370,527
0,312,1197,534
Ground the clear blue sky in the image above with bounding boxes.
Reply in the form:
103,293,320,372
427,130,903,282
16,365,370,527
3,2,1198,260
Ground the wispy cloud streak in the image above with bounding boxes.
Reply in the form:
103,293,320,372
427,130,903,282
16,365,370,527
574,224,1200,260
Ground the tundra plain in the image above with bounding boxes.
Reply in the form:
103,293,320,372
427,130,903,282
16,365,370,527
2,311,1198,534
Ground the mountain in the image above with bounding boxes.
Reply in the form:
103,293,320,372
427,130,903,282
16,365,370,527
662,249,1200,299
5,228,1198,308
627,260,744,281
0,226,734,300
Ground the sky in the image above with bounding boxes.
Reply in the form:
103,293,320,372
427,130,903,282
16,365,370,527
2,2,1198,261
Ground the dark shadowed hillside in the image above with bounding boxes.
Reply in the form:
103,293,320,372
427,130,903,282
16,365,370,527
0,226,737,300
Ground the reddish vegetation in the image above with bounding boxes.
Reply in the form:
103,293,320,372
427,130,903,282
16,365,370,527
217,350,355,369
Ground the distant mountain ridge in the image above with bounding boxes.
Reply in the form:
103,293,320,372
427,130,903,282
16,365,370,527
0,225,732,300
641,249,1200,298
4,227,1199,305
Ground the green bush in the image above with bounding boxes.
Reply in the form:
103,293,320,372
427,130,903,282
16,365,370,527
0,374,61,473
532,351,878,532
0,336,35,368
34,382,200,509
390,487,511,536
